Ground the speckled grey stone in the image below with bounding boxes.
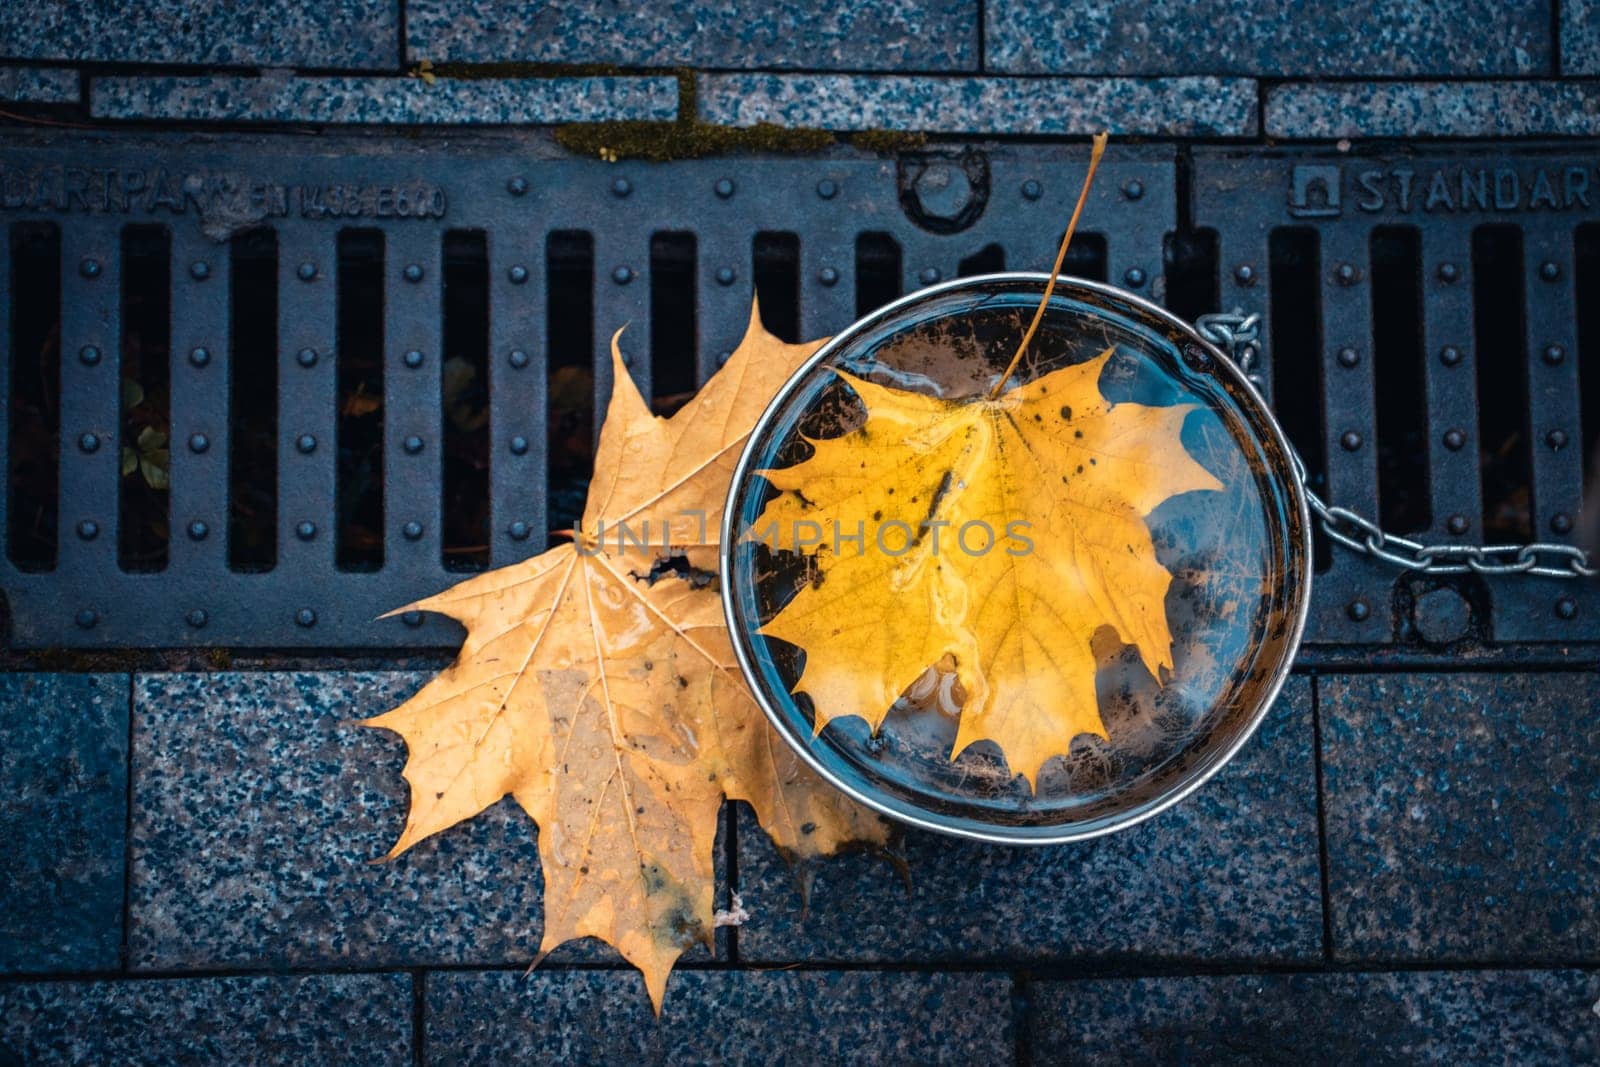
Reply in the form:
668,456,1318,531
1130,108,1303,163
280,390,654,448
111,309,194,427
1266,81,1600,139
129,671,721,969
986,0,1548,76
736,676,1319,964
0,973,412,1065
696,74,1257,136
427,968,1014,1061
1031,969,1600,1064
1321,673,1600,961
0,0,395,69
0,673,127,974
407,0,977,71
0,66,78,103
1564,0,1600,73
92,74,679,125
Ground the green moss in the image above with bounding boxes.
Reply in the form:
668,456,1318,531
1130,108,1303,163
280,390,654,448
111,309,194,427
555,119,834,162
849,129,928,153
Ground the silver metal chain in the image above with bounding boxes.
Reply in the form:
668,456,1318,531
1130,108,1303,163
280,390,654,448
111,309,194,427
1194,311,1597,580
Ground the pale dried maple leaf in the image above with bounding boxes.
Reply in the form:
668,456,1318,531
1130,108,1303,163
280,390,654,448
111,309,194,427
364,301,888,1010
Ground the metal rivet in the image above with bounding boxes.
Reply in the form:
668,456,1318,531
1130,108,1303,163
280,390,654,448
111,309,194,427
1234,264,1256,286
1437,262,1459,283
77,519,99,541
714,178,735,199
1123,267,1146,288
1547,429,1569,449
297,262,317,281
1022,180,1042,201
295,608,317,628
1123,179,1144,200
1540,260,1561,282
1439,346,1463,367
403,349,423,369
508,264,529,284
190,261,210,281
507,176,529,196
817,179,839,199
403,435,424,455
611,177,632,198
718,350,733,366
1413,586,1470,645
79,258,101,279
186,609,208,629
79,345,101,366
1543,344,1566,365
1446,514,1469,535
1555,597,1578,620
402,610,424,627
1346,598,1370,622
1335,262,1358,285
296,348,317,368
621,348,635,368
79,432,99,453
75,609,98,629
188,433,209,454
295,521,317,541
296,434,316,454
1551,512,1574,535
818,267,839,287
1340,431,1363,452
509,435,529,455
402,521,424,541
1443,429,1466,451
508,521,531,541
919,267,941,285
612,266,633,285
188,520,209,541
716,267,736,286
1337,347,1360,368
508,349,529,369
189,346,211,368
403,263,424,283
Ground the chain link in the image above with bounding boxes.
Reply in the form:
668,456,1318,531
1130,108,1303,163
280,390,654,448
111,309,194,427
1194,311,1597,580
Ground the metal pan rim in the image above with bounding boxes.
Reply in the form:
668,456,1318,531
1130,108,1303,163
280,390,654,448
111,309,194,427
721,271,1313,845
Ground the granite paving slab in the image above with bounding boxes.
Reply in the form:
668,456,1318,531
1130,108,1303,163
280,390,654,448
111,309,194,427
1028,969,1600,1064
1266,81,1600,139
0,0,396,69
736,676,1320,964
406,0,977,72
0,973,412,1066
426,968,1015,1062
1563,0,1600,73
985,0,1548,76
92,74,679,125
695,74,1257,137
1321,672,1600,961
0,673,128,974
128,671,722,970
0,66,78,103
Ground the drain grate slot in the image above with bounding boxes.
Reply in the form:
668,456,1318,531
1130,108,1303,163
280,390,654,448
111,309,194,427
752,231,800,343
441,229,489,572
334,229,386,572
546,229,595,542
1371,225,1431,535
118,223,171,574
227,227,278,573
649,232,698,409
855,232,902,317
1267,226,1331,573
1578,223,1600,487
1472,224,1533,543
6,221,61,573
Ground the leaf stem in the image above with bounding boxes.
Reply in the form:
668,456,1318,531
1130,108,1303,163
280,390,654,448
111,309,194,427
989,131,1110,399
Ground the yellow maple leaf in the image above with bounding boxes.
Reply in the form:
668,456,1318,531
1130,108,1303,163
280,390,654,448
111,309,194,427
364,301,888,1010
753,346,1222,788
